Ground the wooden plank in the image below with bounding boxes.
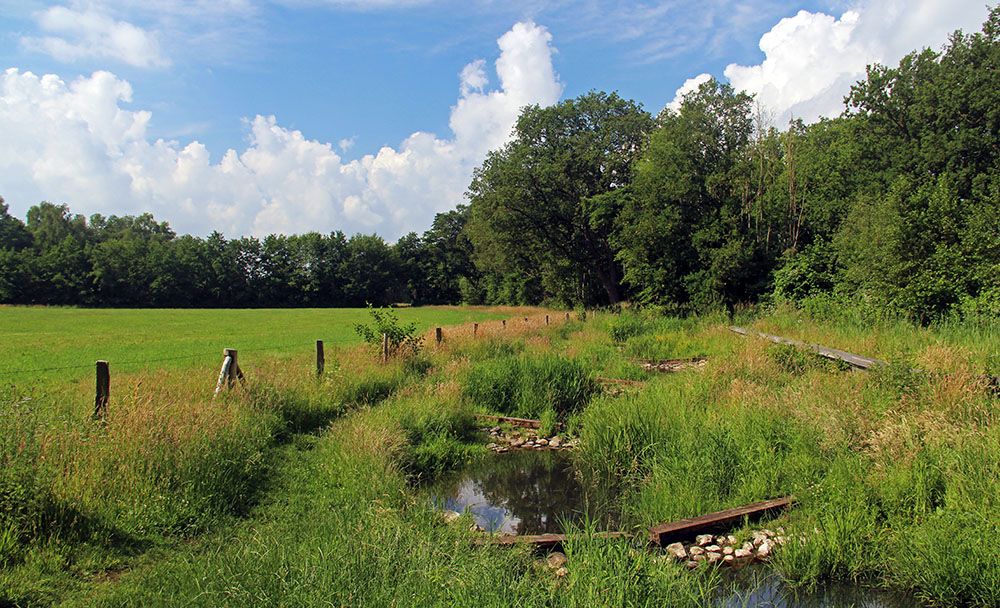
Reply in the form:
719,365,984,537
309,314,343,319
729,326,885,370
473,414,546,429
595,376,646,386
483,531,629,550
649,496,794,546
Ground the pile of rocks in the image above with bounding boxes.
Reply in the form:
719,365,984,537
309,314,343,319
664,528,787,570
483,426,578,453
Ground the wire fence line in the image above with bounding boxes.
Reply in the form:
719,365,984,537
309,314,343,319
0,335,368,378
1,313,561,380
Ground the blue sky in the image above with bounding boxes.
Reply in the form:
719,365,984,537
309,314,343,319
0,1,990,238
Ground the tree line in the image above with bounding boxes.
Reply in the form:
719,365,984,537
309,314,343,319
0,201,476,308
2,9,998,321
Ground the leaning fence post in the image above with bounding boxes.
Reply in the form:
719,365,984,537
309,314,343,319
316,340,325,377
502,319,506,330
473,322,479,336
381,333,389,364
435,327,443,346
545,315,549,326
214,352,233,397
93,360,110,420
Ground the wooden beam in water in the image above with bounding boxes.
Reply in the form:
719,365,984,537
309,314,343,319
729,326,885,370
474,414,547,429
649,496,794,546
484,531,629,550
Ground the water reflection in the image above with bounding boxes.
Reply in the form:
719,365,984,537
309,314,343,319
717,568,918,608
428,449,617,535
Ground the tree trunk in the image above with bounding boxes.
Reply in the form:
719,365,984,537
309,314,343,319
595,262,622,304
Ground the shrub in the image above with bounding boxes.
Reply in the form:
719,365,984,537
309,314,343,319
354,305,424,359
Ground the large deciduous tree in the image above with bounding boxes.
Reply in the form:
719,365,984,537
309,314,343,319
466,91,653,305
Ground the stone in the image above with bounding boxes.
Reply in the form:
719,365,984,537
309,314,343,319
726,535,738,546
497,447,509,453
546,552,568,569
665,542,687,561
692,554,706,562
512,438,525,447
469,523,485,532
741,542,754,553
723,555,735,566
715,535,727,546
734,548,752,560
549,436,562,447
442,510,461,524
706,552,722,564
688,546,705,557
757,540,772,559
536,438,549,446
685,560,699,570
486,443,497,450
555,567,569,578
722,547,734,556
763,529,775,538
752,532,768,546
695,534,714,547
705,545,722,553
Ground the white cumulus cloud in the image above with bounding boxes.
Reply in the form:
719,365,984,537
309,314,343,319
721,0,990,124
21,5,169,68
0,21,561,239
666,72,711,112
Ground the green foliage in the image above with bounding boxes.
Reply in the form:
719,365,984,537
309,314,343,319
607,313,648,343
354,305,425,359
396,400,479,479
466,91,653,306
461,354,599,420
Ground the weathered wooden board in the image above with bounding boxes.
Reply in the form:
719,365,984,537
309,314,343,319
473,414,546,429
648,496,794,546
482,531,629,550
595,376,646,386
729,326,885,370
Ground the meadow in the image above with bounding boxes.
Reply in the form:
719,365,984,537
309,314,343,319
1,305,997,606
0,306,523,387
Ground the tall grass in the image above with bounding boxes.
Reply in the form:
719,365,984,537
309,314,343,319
0,344,422,605
577,310,999,606
461,354,599,420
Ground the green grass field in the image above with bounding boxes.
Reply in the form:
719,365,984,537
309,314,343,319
2,305,997,606
0,306,522,387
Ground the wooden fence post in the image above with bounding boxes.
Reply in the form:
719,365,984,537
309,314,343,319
545,315,549,325
473,322,479,336
381,333,389,363
435,327,443,346
565,312,570,321
93,360,109,420
224,348,239,388
502,319,506,330
316,340,325,377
